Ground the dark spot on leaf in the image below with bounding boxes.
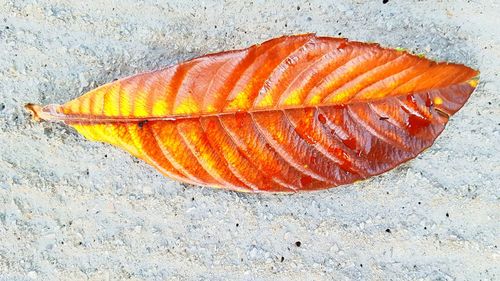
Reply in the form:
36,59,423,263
406,114,431,135
425,94,433,107
337,41,347,50
318,113,326,124
300,175,312,187
138,120,148,128
341,136,357,151
434,108,450,118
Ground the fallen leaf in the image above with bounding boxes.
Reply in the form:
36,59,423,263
26,34,479,192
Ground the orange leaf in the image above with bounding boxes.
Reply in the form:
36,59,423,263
26,34,479,192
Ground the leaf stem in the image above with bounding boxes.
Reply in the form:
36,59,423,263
24,103,62,122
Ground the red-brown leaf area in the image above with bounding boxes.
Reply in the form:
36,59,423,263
27,34,479,192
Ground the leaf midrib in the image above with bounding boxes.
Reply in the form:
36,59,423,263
45,80,475,124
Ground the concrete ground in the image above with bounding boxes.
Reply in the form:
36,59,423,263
0,0,498,280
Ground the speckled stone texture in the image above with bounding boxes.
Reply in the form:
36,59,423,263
0,1,498,280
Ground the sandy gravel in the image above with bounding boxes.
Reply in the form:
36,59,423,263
0,0,499,280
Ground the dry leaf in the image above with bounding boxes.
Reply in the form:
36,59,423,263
26,34,479,192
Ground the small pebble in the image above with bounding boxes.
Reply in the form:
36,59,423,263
27,271,37,279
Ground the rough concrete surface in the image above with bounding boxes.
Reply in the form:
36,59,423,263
0,0,498,280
